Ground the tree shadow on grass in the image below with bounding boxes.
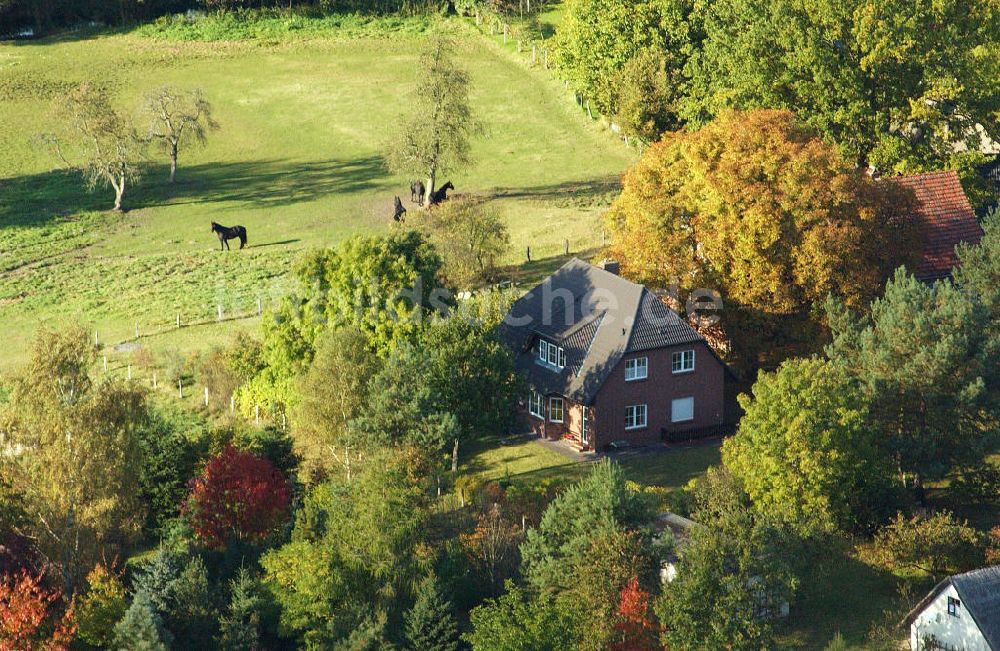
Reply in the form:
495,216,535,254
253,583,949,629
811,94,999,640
776,541,914,649
0,155,389,229
486,175,621,205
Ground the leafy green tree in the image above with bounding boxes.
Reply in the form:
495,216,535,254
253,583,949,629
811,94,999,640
722,358,891,534
261,452,429,647
684,0,1000,186
605,109,921,370
613,46,681,142
76,564,128,648
418,198,511,288
553,0,694,118
113,589,173,651
826,270,998,499
955,207,1000,317
466,582,579,651
291,326,381,481
242,230,445,416
870,512,983,580
218,568,262,651
384,37,481,205
654,468,798,651
0,327,147,592
403,575,461,651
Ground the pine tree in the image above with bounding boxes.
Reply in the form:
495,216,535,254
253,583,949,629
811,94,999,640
403,575,460,651
218,568,261,651
113,589,173,651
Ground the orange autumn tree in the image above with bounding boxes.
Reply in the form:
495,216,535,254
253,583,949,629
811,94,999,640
605,109,921,370
0,572,76,650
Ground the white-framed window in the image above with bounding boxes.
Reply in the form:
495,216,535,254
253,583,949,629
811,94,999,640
625,404,647,430
549,397,564,423
538,339,566,370
625,357,649,381
672,349,695,373
581,408,589,445
948,596,961,617
528,391,544,419
671,397,694,423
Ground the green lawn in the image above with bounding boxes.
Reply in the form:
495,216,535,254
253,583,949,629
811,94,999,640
463,436,722,493
0,15,633,370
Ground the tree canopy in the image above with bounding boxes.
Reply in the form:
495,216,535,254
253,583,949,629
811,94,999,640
683,0,1000,181
605,109,921,368
722,357,890,534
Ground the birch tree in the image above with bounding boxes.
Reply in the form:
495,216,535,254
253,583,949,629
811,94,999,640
143,86,218,184
44,84,143,212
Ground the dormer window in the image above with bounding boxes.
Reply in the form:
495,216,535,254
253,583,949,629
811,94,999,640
537,339,566,370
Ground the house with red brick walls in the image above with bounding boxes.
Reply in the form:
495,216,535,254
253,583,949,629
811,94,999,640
887,170,984,283
500,258,726,452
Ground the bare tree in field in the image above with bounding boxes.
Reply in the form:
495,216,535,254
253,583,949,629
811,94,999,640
384,37,481,207
143,86,218,183
43,83,144,212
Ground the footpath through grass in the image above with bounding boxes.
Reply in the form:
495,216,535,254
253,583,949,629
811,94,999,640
0,13,633,369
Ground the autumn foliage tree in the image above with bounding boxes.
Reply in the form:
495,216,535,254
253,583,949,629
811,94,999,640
0,572,76,650
184,446,292,549
604,109,921,369
610,577,659,651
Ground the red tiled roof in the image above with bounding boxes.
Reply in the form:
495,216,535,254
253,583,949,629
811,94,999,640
888,170,984,282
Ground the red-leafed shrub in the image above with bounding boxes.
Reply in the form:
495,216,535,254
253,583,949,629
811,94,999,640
184,446,292,549
610,577,660,651
0,571,76,651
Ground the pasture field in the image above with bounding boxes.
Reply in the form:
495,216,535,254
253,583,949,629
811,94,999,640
0,15,633,370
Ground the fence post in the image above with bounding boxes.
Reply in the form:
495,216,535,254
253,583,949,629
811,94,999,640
95,330,100,346
230,394,235,414
103,355,108,372
255,405,260,425
217,305,223,322
586,99,593,120
256,297,262,316
503,24,507,45
281,413,286,431
526,246,531,262
522,514,526,530
176,314,180,329
178,380,183,399
564,239,569,256
127,364,131,380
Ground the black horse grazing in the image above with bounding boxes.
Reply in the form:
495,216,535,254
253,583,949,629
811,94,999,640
393,196,407,222
429,181,454,205
211,222,247,250
410,180,426,204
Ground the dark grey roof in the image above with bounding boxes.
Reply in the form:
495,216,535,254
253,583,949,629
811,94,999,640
500,258,704,404
952,566,1000,649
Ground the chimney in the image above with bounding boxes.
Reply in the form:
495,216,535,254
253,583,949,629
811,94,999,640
599,259,620,275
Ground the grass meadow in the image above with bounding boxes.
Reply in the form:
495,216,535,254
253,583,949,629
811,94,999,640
0,14,633,370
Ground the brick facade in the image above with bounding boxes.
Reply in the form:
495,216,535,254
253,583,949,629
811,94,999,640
523,341,725,451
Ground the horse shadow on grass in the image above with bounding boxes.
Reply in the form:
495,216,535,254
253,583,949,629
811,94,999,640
0,155,388,230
